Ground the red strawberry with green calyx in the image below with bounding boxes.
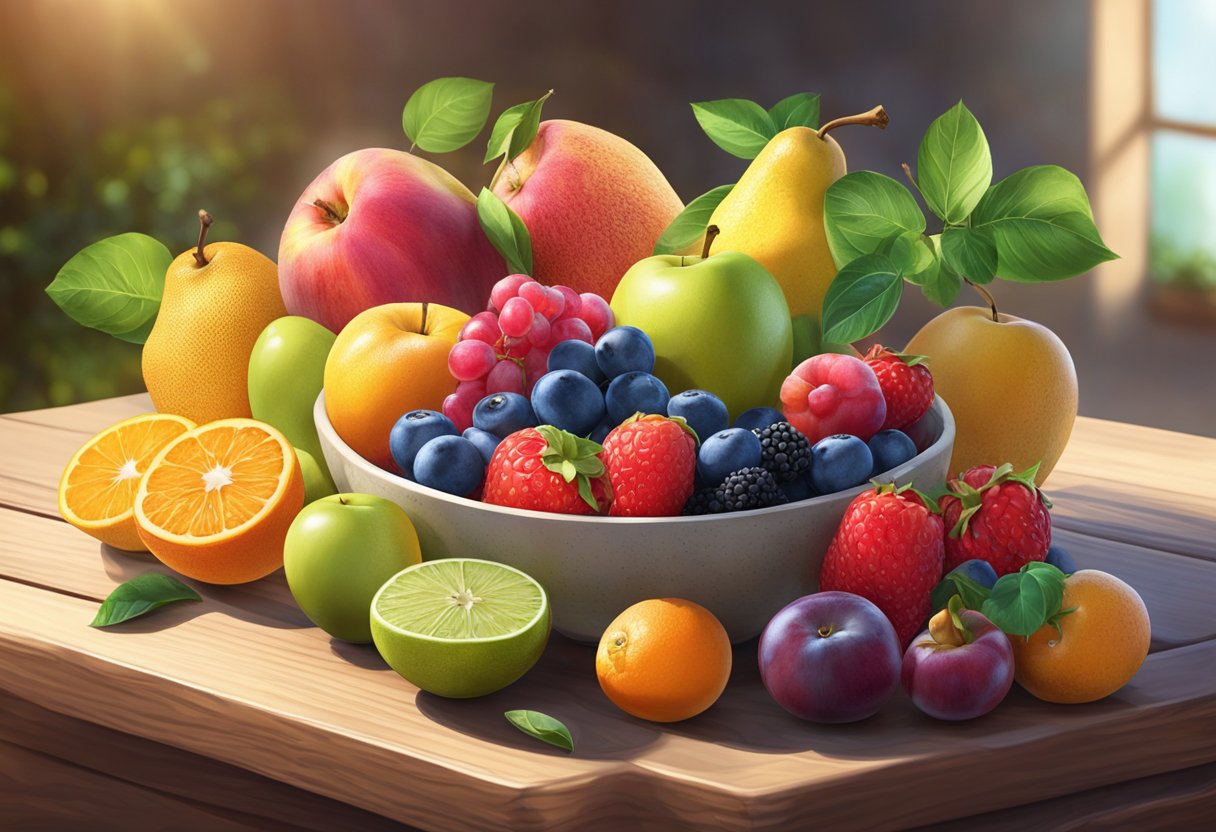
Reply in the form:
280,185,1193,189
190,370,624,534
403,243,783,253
601,413,697,517
938,462,1052,577
863,344,934,431
482,425,610,515
818,481,946,648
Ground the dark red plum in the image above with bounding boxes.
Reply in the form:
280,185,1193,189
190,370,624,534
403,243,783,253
901,607,1015,721
758,591,902,723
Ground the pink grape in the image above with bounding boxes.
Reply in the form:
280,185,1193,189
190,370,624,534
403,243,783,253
528,313,552,348
502,336,531,358
517,280,549,313
486,358,526,395
579,292,614,341
553,285,582,320
490,274,534,312
551,316,594,344
499,296,535,338
448,339,496,381
523,347,552,394
461,311,501,345
455,378,488,404
443,393,474,432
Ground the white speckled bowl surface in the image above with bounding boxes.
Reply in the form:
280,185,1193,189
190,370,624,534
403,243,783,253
315,392,954,644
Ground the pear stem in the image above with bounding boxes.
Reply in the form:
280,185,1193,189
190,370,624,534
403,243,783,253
966,278,1000,321
192,210,213,267
701,225,721,259
816,105,889,140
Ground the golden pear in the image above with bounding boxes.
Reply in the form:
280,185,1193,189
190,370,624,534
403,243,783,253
709,106,888,357
905,306,1077,485
142,212,287,423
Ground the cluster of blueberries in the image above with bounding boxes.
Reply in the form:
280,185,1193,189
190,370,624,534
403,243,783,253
947,546,1079,591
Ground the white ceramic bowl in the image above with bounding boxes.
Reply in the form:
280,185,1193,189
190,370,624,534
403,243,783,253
315,393,954,644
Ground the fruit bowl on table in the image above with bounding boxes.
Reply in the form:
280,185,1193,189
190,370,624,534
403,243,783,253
315,391,955,644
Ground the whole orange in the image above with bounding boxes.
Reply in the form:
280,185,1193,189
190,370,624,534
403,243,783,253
1010,569,1151,704
324,302,468,470
595,598,732,722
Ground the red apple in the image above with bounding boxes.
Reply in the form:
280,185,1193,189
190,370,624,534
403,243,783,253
901,605,1015,721
492,120,683,301
280,148,505,333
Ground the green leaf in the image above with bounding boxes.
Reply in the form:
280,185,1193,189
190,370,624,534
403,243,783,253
484,90,553,164
90,573,201,628
505,710,573,752
768,92,820,130
916,101,993,224
941,226,998,284
930,570,992,615
981,564,1067,637
476,188,532,275
821,253,904,344
971,165,1118,282
652,184,734,256
402,77,494,153
690,99,777,159
46,233,170,344
880,232,935,276
824,172,926,267
914,234,963,307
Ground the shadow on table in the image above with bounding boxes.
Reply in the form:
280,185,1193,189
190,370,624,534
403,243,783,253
329,638,392,671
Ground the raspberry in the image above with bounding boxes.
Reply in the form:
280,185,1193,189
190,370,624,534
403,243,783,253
753,421,811,483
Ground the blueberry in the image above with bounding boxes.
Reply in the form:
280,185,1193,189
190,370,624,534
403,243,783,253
780,475,816,504
809,434,874,494
472,392,537,438
667,389,729,445
1045,544,1078,574
589,416,615,445
949,558,999,590
733,406,786,432
389,410,457,480
868,429,918,477
531,369,606,436
413,435,485,497
595,326,655,378
462,427,501,466
548,339,606,384
604,371,670,426
697,428,763,486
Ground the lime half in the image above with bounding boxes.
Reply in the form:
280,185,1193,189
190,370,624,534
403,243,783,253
370,558,551,698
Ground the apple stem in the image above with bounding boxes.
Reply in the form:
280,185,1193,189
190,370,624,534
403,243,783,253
420,301,429,333
701,225,721,260
192,210,213,267
966,278,1000,321
312,199,346,225
816,105,889,140
338,496,348,506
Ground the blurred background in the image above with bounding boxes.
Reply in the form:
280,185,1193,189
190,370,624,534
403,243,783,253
0,0,1211,435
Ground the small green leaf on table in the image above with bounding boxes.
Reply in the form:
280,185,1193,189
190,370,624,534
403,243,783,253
476,188,533,275
824,171,926,267
916,100,993,225
941,226,998,284
653,184,735,256
505,710,574,752
484,90,554,165
821,253,904,344
402,77,494,153
90,573,202,628
690,99,777,159
768,92,820,131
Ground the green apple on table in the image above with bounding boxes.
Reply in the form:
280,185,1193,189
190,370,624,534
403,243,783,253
610,227,793,419
283,493,423,643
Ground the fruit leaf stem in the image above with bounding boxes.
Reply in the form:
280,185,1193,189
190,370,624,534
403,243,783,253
966,278,1000,321
701,225,721,259
816,105,889,140
193,210,213,267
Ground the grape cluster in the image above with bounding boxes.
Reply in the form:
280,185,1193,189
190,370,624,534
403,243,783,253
443,274,615,430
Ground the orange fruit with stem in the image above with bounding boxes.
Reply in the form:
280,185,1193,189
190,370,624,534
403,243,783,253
595,598,732,722
1010,569,1151,704
134,418,304,584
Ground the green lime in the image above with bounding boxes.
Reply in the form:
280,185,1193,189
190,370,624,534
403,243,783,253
370,558,550,698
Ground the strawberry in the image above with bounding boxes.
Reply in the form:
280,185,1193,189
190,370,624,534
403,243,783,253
863,344,934,431
482,425,610,515
819,482,945,648
939,463,1052,577
601,414,697,517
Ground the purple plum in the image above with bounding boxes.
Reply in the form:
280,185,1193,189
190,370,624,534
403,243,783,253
901,606,1015,721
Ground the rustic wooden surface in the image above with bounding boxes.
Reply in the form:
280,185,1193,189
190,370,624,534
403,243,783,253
1,395,1213,831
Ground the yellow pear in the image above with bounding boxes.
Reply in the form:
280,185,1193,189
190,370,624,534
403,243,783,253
905,305,1077,485
709,106,888,357
142,211,287,423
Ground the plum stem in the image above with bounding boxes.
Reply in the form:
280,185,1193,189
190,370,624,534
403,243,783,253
966,278,1000,321
701,225,721,260
816,625,833,638
816,105,889,140
192,210,213,267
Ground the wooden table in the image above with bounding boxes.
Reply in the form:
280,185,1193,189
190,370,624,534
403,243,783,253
2,395,1214,831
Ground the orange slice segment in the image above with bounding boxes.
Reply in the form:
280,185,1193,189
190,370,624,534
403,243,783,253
58,413,196,552
134,418,304,584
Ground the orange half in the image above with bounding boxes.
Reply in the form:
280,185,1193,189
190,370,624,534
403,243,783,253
58,413,196,551
134,418,303,584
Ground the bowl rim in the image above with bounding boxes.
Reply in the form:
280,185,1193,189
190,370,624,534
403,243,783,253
314,391,955,526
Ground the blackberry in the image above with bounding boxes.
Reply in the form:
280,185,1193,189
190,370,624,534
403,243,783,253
683,486,727,516
718,467,787,512
753,421,812,482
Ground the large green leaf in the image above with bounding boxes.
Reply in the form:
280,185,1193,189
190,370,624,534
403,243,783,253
916,101,992,224
690,99,777,159
824,171,926,267
652,184,733,256
46,233,170,344
768,92,820,131
402,77,494,153
821,253,904,344
484,90,553,164
971,165,1117,282
911,234,963,307
476,188,532,275
941,226,998,284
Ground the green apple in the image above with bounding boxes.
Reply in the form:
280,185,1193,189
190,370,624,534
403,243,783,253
248,315,336,469
610,251,793,418
295,447,337,504
283,493,422,643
